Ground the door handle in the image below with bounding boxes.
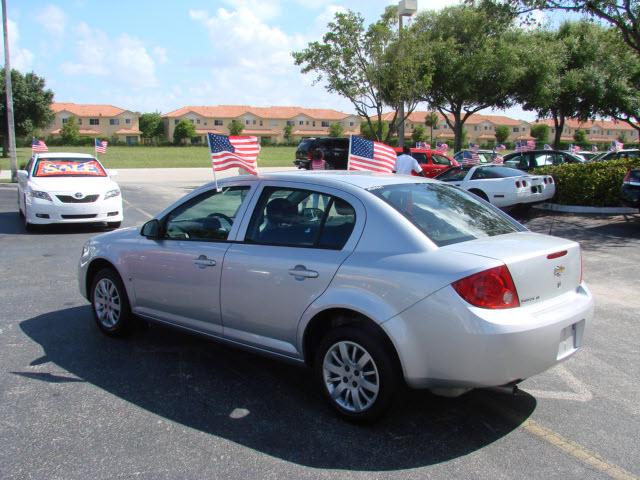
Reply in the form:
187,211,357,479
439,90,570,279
288,265,319,279
194,255,216,268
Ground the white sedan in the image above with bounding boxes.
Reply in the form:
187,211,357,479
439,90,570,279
435,164,555,208
17,152,123,230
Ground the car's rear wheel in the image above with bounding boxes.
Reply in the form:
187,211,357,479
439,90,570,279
469,189,488,202
315,325,399,423
91,268,133,336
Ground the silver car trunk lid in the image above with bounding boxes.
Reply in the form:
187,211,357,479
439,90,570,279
443,232,581,306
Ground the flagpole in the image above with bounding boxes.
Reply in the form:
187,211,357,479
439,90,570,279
94,138,98,162
206,133,221,192
347,135,353,170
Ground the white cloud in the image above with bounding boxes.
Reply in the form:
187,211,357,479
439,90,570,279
35,5,67,37
0,19,34,72
61,23,158,88
152,46,168,65
222,0,282,20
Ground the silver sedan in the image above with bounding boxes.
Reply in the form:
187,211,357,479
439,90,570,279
78,171,593,422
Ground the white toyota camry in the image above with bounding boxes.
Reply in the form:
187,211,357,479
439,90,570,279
435,164,555,208
17,152,123,230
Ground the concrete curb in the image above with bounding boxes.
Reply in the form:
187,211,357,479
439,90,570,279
533,202,637,215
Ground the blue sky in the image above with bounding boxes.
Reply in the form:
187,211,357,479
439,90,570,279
4,0,557,121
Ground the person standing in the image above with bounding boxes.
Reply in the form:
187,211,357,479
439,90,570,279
394,146,425,176
311,149,327,170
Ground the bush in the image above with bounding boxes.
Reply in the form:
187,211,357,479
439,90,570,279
533,158,640,206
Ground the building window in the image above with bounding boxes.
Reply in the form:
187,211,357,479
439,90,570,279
607,130,611,135
245,120,250,125
125,118,131,124
110,119,120,125
349,122,354,126
474,126,478,131
259,120,263,126
175,119,179,125
214,119,223,126
312,121,316,127
89,118,99,126
513,127,519,132
253,120,257,125
299,121,304,126
62,118,68,124
78,119,82,125
287,120,295,126
321,121,330,127
189,119,195,124
271,121,279,127
197,119,201,124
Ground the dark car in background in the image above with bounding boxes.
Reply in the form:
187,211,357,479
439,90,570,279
294,137,350,170
503,150,585,171
592,149,640,162
621,169,640,211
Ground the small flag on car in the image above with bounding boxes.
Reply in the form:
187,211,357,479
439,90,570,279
347,136,396,173
208,133,259,175
32,137,48,153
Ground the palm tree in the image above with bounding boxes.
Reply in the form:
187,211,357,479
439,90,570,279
424,112,439,146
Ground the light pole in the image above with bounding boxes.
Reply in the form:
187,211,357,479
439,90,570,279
397,0,417,149
2,0,17,182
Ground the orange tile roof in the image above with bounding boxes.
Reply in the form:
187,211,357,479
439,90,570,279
383,111,527,126
534,118,636,131
115,129,142,135
164,105,352,121
292,129,330,135
52,103,131,117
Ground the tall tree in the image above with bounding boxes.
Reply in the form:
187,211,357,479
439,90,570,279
293,8,432,142
424,111,439,145
411,124,426,143
139,112,165,143
329,122,344,137
173,120,196,145
411,6,526,151
517,22,613,148
0,70,53,156
495,125,510,144
60,117,80,144
228,119,244,136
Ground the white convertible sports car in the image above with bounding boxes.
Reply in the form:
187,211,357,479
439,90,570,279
435,164,555,208
17,152,123,230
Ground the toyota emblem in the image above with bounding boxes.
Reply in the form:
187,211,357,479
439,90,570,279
74,192,83,199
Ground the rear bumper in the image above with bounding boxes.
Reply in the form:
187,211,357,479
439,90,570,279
381,283,593,389
294,159,310,169
621,184,640,208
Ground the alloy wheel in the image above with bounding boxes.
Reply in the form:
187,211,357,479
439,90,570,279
93,278,122,328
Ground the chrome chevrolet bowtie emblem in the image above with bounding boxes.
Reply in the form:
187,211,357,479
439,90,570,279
554,265,565,277
74,192,83,199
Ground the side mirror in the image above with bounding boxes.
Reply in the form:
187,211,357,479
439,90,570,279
141,219,161,239
108,169,118,176
17,170,28,180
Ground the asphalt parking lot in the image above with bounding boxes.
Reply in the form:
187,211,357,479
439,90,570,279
0,170,638,480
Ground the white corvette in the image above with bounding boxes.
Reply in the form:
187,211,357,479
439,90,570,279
435,164,555,208
17,153,123,230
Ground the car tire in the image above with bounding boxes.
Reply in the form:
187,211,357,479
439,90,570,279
469,189,489,202
107,221,122,229
314,325,399,423
23,202,35,232
90,268,134,337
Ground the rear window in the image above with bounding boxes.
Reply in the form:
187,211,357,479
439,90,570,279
34,158,106,177
367,183,522,246
436,167,468,182
297,139,316,153
471,166,525,179
628,170,640,182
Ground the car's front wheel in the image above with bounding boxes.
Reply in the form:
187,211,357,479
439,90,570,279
106,221,122,229
315,325,399,422
91,268,133,336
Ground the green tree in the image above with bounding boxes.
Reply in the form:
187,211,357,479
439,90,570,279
60,117,80,144
360,120,389,140
411,124,426,143
283,124,293,144
329,122,344,137
228,119,244,136
517,22,611,148
411,6,526,151
573,128,588,144
173,120,196,145
424,111,439,145
495,125,510,144
293,8,432,142
530,123,550,143
0,70,54,156
139,112,165,142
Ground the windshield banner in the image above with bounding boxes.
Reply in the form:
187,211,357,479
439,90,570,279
36,160,105,177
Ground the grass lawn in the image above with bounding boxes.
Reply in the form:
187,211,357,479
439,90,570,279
0,145,297,171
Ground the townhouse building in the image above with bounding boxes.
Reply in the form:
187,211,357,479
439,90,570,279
162,105,360,144
44,103,142,144
532,118,639,144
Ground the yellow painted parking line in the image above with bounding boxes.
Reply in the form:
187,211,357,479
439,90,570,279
522,418,638,480
123,198,154,219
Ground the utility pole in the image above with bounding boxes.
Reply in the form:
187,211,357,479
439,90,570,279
397,0,417,149
2,0,17,182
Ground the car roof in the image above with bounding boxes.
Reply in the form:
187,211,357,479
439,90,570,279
34,152,97,159
217,170,439,191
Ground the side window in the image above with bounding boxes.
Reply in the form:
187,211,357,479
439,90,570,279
164,186,249,241
412,153,428,164
534,153,553,166
245,187,356,249
432,154,451,166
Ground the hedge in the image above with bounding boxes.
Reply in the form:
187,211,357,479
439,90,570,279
533,158,640,207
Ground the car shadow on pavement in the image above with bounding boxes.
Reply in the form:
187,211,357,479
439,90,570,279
0,211,114,235
19,307,536,471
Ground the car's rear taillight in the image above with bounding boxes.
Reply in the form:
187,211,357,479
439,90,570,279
515,181,521,188
452,265,520,309
623,170,631,184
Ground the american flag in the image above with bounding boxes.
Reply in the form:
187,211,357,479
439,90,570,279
495,144,506,151
543,144,552,150
492,154,504,164
516,140,535,153
469,143,480,163
347,136,396,173
95,139,108,154
461,150,480,166
208,133,259,175
570,144,581,153
592,145,598,152
436,142,448,153
609,140,623,152
32,138,48,153
416,141,430,149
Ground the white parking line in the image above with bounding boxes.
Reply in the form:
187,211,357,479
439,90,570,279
123,198,154,219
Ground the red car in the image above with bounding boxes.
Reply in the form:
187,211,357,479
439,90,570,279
394,147,459,177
